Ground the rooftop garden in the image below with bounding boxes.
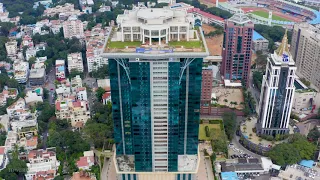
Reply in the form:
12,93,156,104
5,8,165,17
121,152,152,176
168,40,203,49
296,88,317,93
107,41,142,49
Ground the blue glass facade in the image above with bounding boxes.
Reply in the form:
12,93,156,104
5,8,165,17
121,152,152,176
109,57,203,172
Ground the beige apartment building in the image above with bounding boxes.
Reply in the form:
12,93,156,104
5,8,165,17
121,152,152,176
63,19,84,39
5,40,17,56
55,97,90,128
290,23,320,90
67,52,84,73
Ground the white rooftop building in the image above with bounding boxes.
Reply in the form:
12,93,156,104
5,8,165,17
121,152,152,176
5,40,17,57
24,87,43,105
67,53,84,73
115,6,195,45
13,61,29,84
25,148,60,180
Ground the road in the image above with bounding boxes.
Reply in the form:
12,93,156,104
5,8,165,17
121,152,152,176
230,116,263,158
45,67,56,105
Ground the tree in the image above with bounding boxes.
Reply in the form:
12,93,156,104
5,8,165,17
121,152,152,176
267,143,300,166
28,56,36,67
252,71,263,90
307,127,320,142
154,3,169,8
69,69,84,79
83,121,113,148
254,24,292,52
255,54,268,70
90,64,109,79
223,99,228,105
222,112,236,141
243,126,247,133
0,144,27,179
267,134,316,166
96,87,106,102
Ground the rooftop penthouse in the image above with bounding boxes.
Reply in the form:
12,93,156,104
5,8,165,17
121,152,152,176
104,6,208,57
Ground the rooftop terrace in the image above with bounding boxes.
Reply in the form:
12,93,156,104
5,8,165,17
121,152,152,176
103,28,208,57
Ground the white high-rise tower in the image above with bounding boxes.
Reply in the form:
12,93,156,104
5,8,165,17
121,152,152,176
257,30,296,136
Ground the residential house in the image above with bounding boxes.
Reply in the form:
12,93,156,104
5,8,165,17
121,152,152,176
56,60,66,81
5,40,17,57
55,97,90,128
102,92,111,105
71,171,96,180
71,75,88,101
25,147,60,180
0,88,18,106
85,24,108,72
0,146,8,170
43,3,82,18
24,87,44,105
13,61,29,83
0,115,9,132
29,62,46,86
76,151,94,170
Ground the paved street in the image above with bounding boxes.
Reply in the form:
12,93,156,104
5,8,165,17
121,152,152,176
230,116,263,158
45,67,56,105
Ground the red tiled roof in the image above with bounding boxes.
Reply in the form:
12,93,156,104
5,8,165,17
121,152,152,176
56,102,61,111
26,136,38,147
77,157,89,167
73,101,81,108
187,8,224,21
75,121,84,128
102,92,111,99
0,146,5,154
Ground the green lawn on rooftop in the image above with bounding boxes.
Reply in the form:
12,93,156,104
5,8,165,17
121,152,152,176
251,11,291,21
168,41,202,48
108,41,142,49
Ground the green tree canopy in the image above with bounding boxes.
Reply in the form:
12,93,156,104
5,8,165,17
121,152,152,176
307,127,320,142
95,87,106,102
267,134,316,166
222,112,236,141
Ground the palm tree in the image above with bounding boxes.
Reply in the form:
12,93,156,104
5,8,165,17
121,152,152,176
229,101,233,107
243,126,247,133
234,102,238,107
224,99,228,105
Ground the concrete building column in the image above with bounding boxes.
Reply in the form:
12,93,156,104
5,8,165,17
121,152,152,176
187,25,189,41
140,28,143,42
168,27,171,41
121,27,124,42
131,26,133,42
149,30,152,45
177,26,180,41
159,30,161,45
166,28,168,44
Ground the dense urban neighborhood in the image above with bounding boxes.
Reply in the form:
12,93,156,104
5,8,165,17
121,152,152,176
0,0,319,180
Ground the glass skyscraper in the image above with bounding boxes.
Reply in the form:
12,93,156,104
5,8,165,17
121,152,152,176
105,6,208,180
